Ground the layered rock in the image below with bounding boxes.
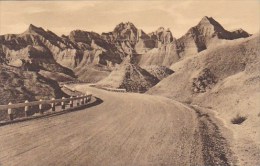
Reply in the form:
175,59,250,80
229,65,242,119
0,64,66,105
138,16,251,67
0,24,128,82
96,56,159,92
0,24,77,76
142,65,174,80
68,30,123,67
0,17,252,92
102,22,156,55
111,22,138,44
149,27,174,46
0,64,67,121
176,16,251,56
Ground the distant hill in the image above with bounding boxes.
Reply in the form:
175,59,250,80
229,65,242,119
0,16,252,97
137,16,251,67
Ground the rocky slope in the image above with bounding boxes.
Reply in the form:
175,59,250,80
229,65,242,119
0,25,75,76
142,65,174,80
96,56,160,92
0,64,67,120
102,22,156,55
0,24,126,81
147,34,260,165
0,65,65,104
0,17,250,80
138,16,251,67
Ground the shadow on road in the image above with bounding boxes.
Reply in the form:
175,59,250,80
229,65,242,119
0,97,104,127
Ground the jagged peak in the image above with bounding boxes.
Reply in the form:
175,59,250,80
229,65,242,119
151,27,172,34
157,27,165,32
70,29,97,34
69,30,101,39
200,16,210,22
114,21,137,32
117,21,136,27
198,16,225,30
231,28,248,33
27,24,46,34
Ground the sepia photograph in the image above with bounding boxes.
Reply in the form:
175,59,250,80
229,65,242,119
0,0,259,165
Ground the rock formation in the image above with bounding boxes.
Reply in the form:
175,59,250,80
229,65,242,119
142,65,174,80
96,56,159,92
0,16,252,94
176,16,251,56
138,16,251,67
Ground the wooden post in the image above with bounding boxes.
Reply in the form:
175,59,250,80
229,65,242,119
8,102,13,121
77,96,80,106
61,97,65,110
80,95,84,105
24,100,29,117
88,95,91,102
85,93,88,104
39,99,43,114
69,96,73,108
51,98,55,112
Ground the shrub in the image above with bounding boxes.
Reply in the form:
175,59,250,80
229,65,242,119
231,114,247,124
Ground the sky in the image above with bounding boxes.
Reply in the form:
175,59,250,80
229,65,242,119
0,0,259,38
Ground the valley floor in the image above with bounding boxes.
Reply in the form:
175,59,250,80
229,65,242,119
0,84,234,166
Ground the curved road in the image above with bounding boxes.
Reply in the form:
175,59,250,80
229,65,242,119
0,85,230,166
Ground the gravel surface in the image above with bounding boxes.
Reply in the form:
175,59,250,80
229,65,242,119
0,84,234,166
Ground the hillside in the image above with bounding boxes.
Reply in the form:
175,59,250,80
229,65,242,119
0,24,126,82
96,56,160,92
147,34,260,165
0,65,67,120
138,16,251,67
142,65,174,80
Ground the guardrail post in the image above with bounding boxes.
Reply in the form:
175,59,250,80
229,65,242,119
39,99,43,114
77,96,80,106
83,95,85,104
51,98,55,112
84,94,88,104
69,96,73,108
24,100,29,117
80,95,84,105
61,97,65,110
8,102,13,121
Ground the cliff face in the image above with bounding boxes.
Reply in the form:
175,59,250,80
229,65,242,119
0,24,130,83
0,24,76,76
102,22,156,55
176,16,251,57
138,16,251,67
0,17,252,88
0,64,66,105
1,17,249,75
149,27,174,46
68,30,124,67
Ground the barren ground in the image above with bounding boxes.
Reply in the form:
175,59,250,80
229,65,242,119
0,84,234,166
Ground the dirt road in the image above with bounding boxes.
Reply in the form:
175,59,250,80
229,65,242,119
0,85,232,166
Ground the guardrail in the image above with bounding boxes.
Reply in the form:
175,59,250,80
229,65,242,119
102,87,127,93
90,85,127,93
62,84,76,92
59,80,92,87
0,94,92,121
